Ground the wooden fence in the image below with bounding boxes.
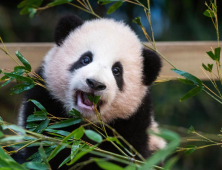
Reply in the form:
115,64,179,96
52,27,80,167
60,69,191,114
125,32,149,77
0,42,221,80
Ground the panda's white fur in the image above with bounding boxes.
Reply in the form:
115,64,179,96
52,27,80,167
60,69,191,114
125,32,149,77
15,15,166,169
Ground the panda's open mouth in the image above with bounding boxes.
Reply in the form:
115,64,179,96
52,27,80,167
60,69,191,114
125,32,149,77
76,91,102,111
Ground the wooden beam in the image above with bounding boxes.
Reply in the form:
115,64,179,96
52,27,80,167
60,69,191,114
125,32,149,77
0,42,221,80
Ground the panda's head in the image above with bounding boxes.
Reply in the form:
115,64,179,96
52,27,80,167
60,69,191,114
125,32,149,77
43,15,161,123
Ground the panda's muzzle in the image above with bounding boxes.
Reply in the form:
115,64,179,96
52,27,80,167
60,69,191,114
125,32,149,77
86,79,106,91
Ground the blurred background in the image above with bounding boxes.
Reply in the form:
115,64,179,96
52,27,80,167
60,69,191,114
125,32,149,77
0,0,222,169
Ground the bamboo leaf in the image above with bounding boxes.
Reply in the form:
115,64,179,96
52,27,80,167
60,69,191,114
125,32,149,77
107,2,123,14
203,9,215,18
0,136,24,142
47,118,82,129
95,159,124,170
178,78,194,85
1,124,26,135
93,96,101,104
10,83,35,94
71,141,81,160
67,144,96,165
44,129,70,137
74,126,85,140
28,100,47,115
15,51,32,71
132,17,142,27
38,145,51,168
34,119,50,134
171,69,202,86
69,108,81,118
27,114,47,122
215,47,221,62
47,0,73,6
22,162,49,170
58,155,71,168
206,50,216,61
4,73,33,83
85,130,102,143
180,86,203,102
188,126,195,134
208,64,213,71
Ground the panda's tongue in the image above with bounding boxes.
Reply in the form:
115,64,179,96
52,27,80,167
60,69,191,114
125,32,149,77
82,92,93,106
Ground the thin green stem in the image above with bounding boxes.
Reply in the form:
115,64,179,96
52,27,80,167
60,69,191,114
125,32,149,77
203,89,222,104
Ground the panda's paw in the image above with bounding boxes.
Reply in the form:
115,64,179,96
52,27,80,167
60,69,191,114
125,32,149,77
148,120,167,151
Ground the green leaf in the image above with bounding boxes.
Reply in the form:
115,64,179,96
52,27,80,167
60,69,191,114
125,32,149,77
22,162,49,170
0,131,3,138
15,51,32,71
95,159,124,170
184,146,197,155
71,141,81,160
44,129,70,137
74,126,85,140
202,63,210,72
4,73,33,83
0,117,3,124
27,145,57,161
206,50,216,60
1,125,26,135
67,144,96,165
20,7,29,15
132,17,142,27
208,64,213,72
0,136,24,142
107,137,123,147
0,69,2,74
69,108,81,118
17,1,26,8
107,2,123,14
180,86,203,102
34,118,50,134
171,69,202,86
28,100,47,115
47,129,82,161
163,156,178,170
98,0,123,5
10,83,35,94
85,130,102,143
88,95,93,102
28,8,37,18
47,0,73,6
215,47,221,62
0,78,13,88
140,130,180,170
27,114,47,122
94,96,101,104
47,118,82,129
203,9,215,18
38,145,51,168
58,155,71,168
188,126,195,134
178,78,194,85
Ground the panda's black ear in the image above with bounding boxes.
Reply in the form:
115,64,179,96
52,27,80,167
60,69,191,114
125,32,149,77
142,48,162,86
54,15,84,46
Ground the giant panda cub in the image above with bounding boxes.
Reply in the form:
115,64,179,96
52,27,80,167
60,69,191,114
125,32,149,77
17,15,166,169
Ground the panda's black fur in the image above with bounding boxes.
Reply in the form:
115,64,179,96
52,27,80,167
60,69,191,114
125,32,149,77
14,15,162,170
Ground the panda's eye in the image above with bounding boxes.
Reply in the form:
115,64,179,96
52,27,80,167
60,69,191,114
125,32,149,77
112,67,120,76
82,56,91,65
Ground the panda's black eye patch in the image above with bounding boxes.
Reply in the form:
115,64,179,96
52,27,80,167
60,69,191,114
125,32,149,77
112,62,124,91
69,51,93,72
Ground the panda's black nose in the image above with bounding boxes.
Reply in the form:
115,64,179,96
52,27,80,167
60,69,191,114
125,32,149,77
86,79,106,91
